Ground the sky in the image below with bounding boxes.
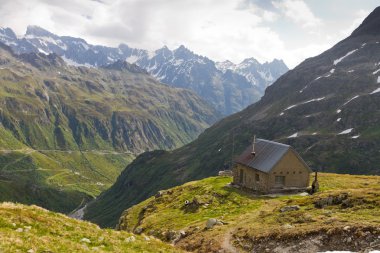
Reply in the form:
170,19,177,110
0,0,379,68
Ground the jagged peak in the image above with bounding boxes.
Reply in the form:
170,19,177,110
240,57,260,66
25,25,57,38
157,45,171,53
102,59,148,74
220,60,234,65
118,43,130,50
174,44,193,55
264,58,287,67
0,27,17,39
351,6,380,37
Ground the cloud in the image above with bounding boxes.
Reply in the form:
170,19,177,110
0,0,376,69
273,0,322,28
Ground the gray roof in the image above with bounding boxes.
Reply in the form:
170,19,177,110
235,138,311,173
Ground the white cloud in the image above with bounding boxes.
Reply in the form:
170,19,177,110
273,0,322,28
0,0,377,69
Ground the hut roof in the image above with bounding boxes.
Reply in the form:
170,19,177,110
235,138,311,173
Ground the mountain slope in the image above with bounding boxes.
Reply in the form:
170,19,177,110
0,202,181,253
0,43,218,213
117,174,380,252
0,26,288,115
85,6,380,227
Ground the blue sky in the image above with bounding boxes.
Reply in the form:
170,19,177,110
0,0,379,68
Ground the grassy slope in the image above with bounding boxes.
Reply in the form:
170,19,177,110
0,202,182,253
118,173,380,252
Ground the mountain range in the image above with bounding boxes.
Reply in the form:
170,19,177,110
0,41,217,213
0,26,288,115
84,6,380,227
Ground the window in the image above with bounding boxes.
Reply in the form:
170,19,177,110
299,171,303,174
293,171,296,174
275,176,285,186
255,173,260,182
287,172,289,175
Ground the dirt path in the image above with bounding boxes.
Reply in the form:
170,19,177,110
221,228,239,253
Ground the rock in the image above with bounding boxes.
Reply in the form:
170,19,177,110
27,249,34,253
80,238,91,243
125,236,136,243
165,230,179,241
206,218,218,229
134,227,143,234
343,226,351,231
182,197,202,212
15,228,23,232
346,237,352,243
155,191,163,198
341,199,353,208
98,236,104,242
144,236,150,241
315,193,349,208
299,192,309,196
280,205,300,212
179,230,186,237
282,224,294,229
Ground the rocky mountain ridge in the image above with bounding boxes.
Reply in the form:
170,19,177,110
0,26,288,115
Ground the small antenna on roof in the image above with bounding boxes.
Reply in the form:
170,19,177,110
251,135,256,157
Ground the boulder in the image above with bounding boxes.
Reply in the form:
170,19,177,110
206,218,224,229
206,218,218,229
280,205,300,212
282,224,294,229
80,238,91,243
134,227,143,234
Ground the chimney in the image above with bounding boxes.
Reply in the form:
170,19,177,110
251,135,256,157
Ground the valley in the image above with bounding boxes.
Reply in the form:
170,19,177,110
0,42,218,213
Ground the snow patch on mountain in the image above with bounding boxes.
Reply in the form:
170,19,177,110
343,95,359,105
338,128,353,135
288,132,298,138
370,87,380,94
126,55,139,64
333,49,358,65
285,97,326,111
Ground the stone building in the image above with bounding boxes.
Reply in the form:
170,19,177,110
233,138,312,193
